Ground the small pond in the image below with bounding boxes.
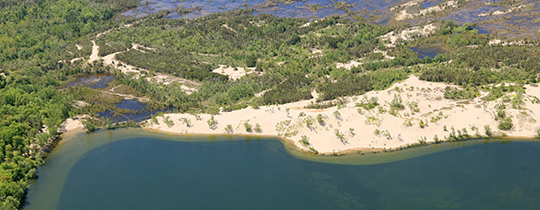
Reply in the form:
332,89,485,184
409,45,446,59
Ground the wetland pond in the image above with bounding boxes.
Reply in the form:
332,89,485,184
97,99,174,122
122,0,540,38
409,45,446,59
25,129,540,209
64,74,114,89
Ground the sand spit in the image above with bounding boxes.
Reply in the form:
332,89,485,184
144,75,540,154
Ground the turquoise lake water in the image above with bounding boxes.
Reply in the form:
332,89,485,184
24,129,540,209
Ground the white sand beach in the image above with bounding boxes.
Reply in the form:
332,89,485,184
144,75,540,154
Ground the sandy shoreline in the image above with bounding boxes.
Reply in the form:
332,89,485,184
143,75,540,154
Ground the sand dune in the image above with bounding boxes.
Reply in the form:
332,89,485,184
144,75,540,154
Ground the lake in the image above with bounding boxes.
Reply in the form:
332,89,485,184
24,129,540,209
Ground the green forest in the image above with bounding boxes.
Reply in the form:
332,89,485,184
1,0,540,209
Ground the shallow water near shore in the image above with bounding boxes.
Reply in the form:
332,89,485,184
24,129,540,209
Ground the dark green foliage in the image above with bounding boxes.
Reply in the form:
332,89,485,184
318,75,371,101
318,68,409,101
444,87,479,100
262,74,312,105
356,97,379,110
116,49,227,82
420,66,498,86
390,94,404,110
498,118,513,131
484,85,524,101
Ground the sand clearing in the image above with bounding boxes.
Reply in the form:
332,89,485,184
395,1,458,21
380,24,437,47
145,75,540,154
212,65,258,80
88,41,100,63
335,60,363,70
58,115,91,133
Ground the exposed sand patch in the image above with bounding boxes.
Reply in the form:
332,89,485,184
335,49,395,70
75,100,89,108
145,75,540,154
395,1,458,21
380,24,438,47
300,19,322,28
88,41,100,63
70,57,84,63
132,43,156,52
76,44,83,50
335,60,363,70
488,39,535,46
58,115,91,133
478,4,528,17
212,65,258,80
222,24,237,32
389,0,422,11
150,73,199,94
310,48,324,58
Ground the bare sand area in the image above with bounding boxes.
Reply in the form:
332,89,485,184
144,75,540,154
212,65,258,80
58,115,91,134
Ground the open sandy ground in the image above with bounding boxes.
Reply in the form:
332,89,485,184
144,75,540,154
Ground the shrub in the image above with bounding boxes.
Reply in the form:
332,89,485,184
484,125,492,136
390,94,405,110
164,116,174,127
244,122,253,132
333,110,341,120
498,118,513,131
254,123,262,133
207,115,218,130
180,118,192,127
299,135,310,147
334,129,346,143
225,124,233,133
356,96,379,110
316,114,325,125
